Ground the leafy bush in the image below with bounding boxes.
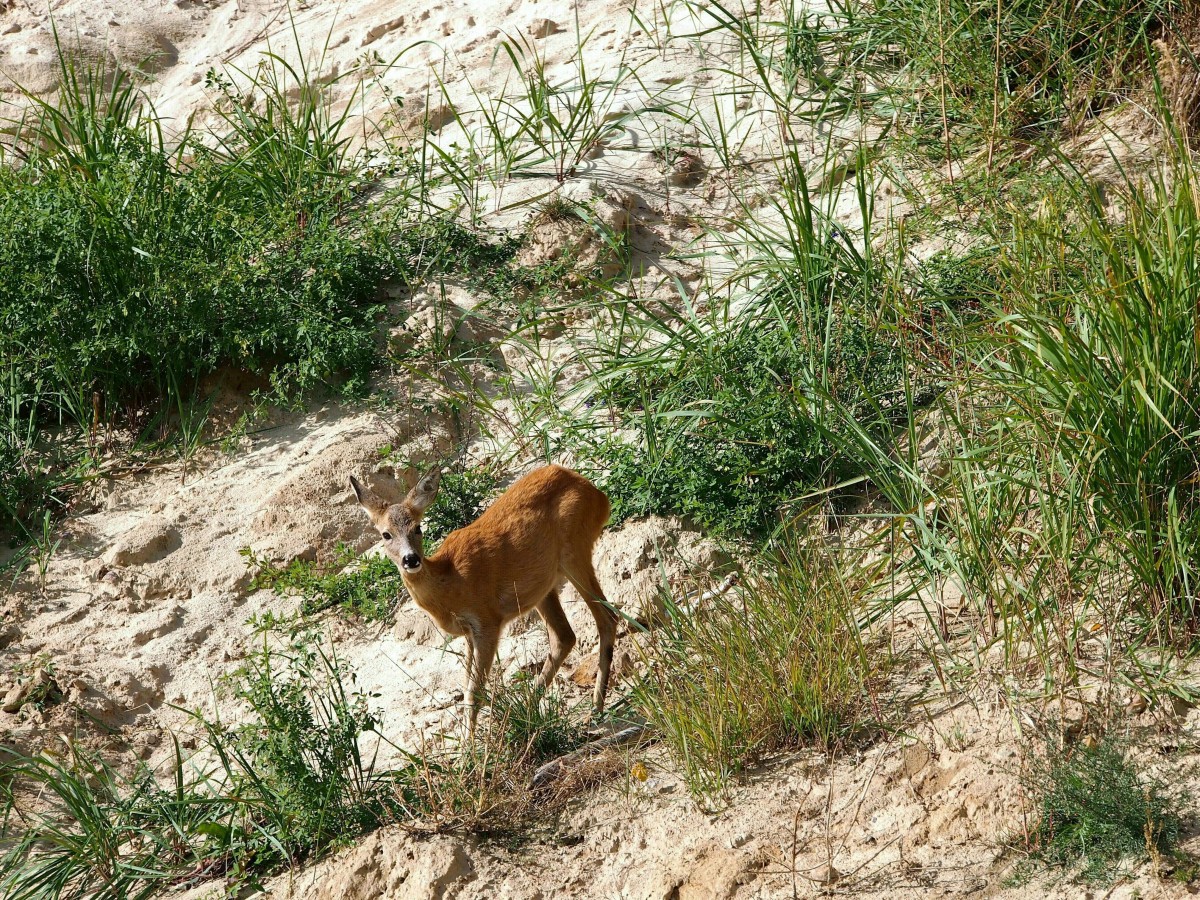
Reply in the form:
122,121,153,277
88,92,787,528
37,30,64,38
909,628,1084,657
1022,733,1182,882
0,51,397,542
578,157,908,538
419,465,504,544
596,303,903,535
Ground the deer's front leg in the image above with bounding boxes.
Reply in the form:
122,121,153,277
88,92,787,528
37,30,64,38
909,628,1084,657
465,621,500,738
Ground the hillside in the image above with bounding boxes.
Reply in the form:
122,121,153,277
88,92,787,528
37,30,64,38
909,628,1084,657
3,0,1200,898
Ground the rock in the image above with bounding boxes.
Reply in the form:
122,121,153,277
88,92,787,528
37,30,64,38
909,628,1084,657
394,606,446,646
0,622,20,650
527,18,561,38
103,519,182,567
1,683,28,714
1,669,60,714
677,848,757,900
363,15,405,46
665,150,705,187
813,863,842,886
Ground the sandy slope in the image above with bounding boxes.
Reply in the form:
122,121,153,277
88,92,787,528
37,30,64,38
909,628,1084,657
3,0,1199,897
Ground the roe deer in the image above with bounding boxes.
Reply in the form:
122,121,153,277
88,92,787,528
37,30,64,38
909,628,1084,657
349,464,617,733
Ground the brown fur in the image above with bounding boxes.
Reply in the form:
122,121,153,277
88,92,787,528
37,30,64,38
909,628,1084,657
350,465,616,734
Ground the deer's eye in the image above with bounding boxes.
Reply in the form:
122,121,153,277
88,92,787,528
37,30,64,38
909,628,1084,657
381,531,392,541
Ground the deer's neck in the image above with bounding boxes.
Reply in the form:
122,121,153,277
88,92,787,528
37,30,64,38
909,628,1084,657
401,553,466,634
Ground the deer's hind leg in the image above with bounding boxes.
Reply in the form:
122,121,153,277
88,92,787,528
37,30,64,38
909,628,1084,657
563,559,618,714
534,589,576,689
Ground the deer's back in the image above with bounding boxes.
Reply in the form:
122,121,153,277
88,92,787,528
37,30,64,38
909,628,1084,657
433,465,609,588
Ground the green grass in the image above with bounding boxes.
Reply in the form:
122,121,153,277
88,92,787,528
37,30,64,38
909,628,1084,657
1020,733,1183,883
632,537,885,800
0,638,418,899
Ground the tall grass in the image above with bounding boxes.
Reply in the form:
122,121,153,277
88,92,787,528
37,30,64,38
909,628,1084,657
841,0,1176,153
986,146,1200,643
634,537,885,799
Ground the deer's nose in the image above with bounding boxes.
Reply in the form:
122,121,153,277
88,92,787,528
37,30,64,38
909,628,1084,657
401,553,421,570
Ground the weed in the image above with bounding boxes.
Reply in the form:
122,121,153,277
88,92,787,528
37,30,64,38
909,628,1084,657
241,544,403,622
0,638,415,898
1020,732,1183,882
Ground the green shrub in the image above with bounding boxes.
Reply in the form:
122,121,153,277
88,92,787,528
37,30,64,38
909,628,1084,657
0,51,398,542
581,160,908,537
243,544,404,622
1022,733,1182,882
419,465,504,544
595,310,902,535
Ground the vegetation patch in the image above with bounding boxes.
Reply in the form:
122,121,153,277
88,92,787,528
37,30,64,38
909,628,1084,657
243,544,404,622
848,0,1175,147
633,538,884,799
1019,733,1184,883
0,638,418,898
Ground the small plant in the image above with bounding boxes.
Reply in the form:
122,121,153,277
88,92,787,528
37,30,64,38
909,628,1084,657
31,510,61,594
419,465,504,545
241,544,404,621
0,637,416,899
487,675,588,768
1020,732,1184,882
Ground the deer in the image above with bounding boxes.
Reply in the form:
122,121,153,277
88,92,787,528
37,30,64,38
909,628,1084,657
348,464,617,734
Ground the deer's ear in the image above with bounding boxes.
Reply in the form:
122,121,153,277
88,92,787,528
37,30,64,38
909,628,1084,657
349,475,388,517
405,467,441,517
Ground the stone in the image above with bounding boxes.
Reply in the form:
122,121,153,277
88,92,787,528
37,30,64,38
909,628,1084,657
1,683,28,714
527,18,561,38
103,520,182,567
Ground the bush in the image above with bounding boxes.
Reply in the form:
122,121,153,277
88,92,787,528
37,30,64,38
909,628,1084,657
581,158,909,538
1022,733,1183,882
0,51,398,542
243,544,404,622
